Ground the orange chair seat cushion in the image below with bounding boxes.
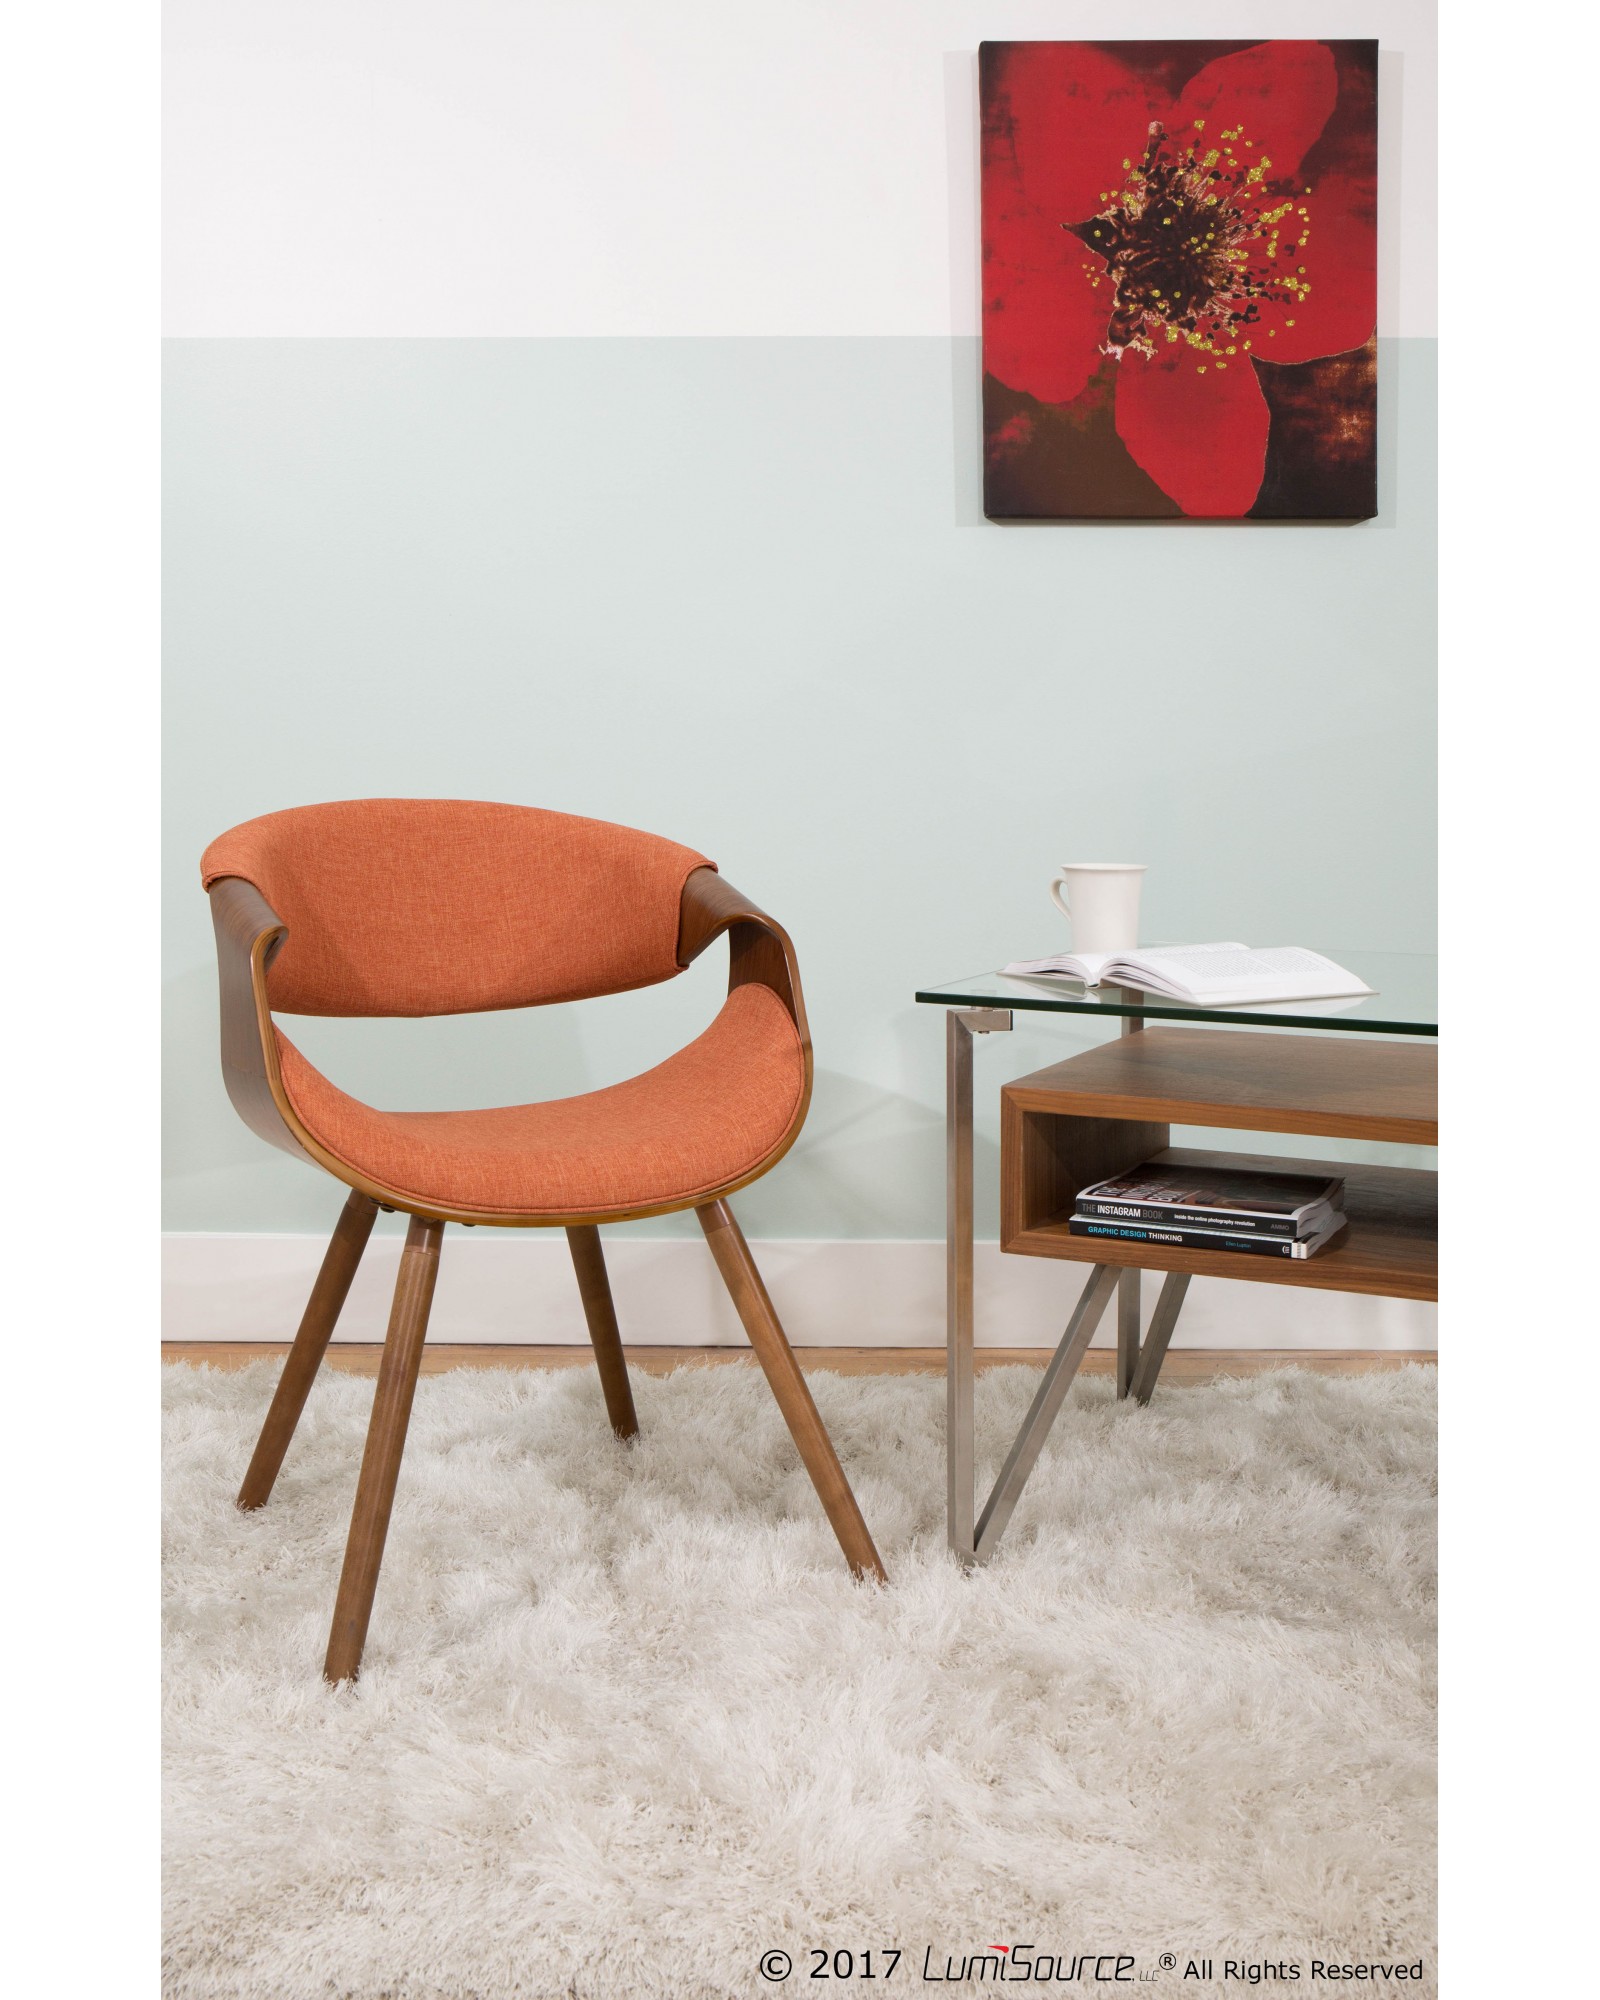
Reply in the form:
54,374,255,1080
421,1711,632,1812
274,983,806,1219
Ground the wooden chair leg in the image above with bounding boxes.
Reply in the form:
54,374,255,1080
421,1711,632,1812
237,1189,378,1511
566,1225,639,1439
696,1200,887,1584
323,1215,443,1684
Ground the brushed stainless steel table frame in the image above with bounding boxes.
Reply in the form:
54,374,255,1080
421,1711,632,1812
945,1002,1189,1566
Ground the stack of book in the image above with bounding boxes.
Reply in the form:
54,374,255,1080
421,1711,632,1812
1068,1161,1348,1261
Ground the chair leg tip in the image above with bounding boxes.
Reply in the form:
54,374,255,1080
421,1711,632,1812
323,1626,366,1684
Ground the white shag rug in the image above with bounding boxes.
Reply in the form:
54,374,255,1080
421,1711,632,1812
163,1360,1436,2000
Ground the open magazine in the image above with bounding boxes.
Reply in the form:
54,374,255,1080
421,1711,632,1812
1000,943,1376,1008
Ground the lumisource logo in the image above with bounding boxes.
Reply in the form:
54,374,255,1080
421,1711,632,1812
921,1946,1139,1982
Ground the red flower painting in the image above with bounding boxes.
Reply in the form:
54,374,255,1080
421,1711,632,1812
981,40,1378,520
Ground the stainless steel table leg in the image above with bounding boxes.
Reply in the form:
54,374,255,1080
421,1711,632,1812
974,1262,1119,1563
1117,1268,1141,1399
946,992,1178,1566
1116,994,1144,1395
1131,1271,1191,1404
946,1005,1012,1565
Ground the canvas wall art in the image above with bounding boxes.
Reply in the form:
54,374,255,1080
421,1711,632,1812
980,40,1378,521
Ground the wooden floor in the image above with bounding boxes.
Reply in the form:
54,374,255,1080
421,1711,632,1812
162,1343,1435,1381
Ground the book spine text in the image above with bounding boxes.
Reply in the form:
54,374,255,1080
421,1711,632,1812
1075,1200,1301,1238
1067,1219,1323,1259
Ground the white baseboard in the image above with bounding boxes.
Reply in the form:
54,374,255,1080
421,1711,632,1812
162,1233,1437,1351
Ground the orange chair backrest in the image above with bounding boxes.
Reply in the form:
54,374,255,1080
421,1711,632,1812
201,799,712,1017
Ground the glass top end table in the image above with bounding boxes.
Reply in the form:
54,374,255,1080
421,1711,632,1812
916,949,1437,1037
919,952,1437,1567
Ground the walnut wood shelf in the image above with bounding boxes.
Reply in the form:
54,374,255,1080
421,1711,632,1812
1000,1028,1437,1304
1003,1026,1437,1144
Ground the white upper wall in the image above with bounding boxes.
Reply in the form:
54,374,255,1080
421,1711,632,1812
164,0,1436,337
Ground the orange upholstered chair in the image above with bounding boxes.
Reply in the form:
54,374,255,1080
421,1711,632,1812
203,800,884,1681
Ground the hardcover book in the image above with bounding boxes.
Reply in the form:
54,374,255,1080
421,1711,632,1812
1068,1210,1349,1260
1075,1162,1344,1239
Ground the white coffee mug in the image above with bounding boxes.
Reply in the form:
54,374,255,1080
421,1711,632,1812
1049,863,1146,954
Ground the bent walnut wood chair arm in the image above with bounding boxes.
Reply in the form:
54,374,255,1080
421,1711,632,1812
208,875,319,1168
676,866,809,1049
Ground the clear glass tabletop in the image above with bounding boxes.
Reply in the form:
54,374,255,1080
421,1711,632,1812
915,951,1437,1036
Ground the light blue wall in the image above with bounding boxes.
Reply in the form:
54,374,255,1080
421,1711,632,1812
163,335,1436,1239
